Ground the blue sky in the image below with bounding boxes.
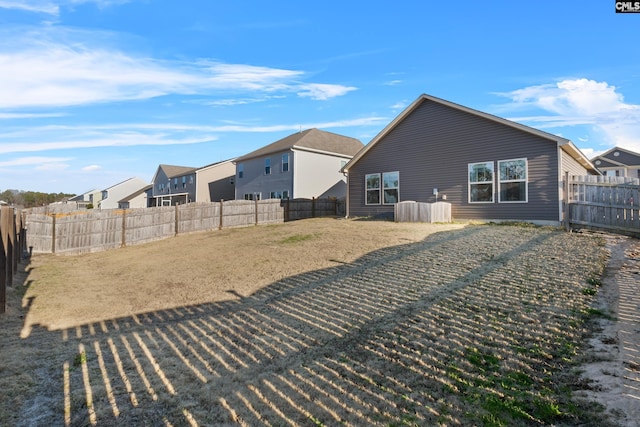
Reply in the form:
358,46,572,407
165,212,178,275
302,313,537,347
1,0,639,194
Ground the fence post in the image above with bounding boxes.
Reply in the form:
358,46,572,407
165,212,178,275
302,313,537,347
219,200,224,230
564,171,570,232
255,198,259,225
285,199,290,222
121,209,127,248
312,197,316,218
11,211,18,272
51,213,56,254
1,207,8,313
19,211,27,262
174,204,179,236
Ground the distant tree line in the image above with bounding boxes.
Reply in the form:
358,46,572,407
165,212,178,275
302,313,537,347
0,189,76,208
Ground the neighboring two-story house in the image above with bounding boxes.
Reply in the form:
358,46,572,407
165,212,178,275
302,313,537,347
98,177,149,210
234,128,364,201
118,185,152,209
195,159,236,202
68,189,102,209
591,146,640,179
150,164,197,206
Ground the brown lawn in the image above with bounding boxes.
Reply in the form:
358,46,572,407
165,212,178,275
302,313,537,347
0,218,633,426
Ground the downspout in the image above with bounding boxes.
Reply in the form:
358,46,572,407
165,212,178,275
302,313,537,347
342,168,349,218
557,142,564,224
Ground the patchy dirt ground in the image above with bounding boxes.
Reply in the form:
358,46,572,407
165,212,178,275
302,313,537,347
577,233,640,426
0,218,636,426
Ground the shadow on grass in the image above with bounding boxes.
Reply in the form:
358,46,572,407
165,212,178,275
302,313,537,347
8,225,621,426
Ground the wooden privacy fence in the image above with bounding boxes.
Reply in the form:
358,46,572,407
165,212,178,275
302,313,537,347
394,201,452,223
1,206,28,314
26,197,345,255
567,175,640,237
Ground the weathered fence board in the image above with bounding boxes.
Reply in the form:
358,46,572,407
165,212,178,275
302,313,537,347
1,206,27,314
25,197,342,255
568,175,640,237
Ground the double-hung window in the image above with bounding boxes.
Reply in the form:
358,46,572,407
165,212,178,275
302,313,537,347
365,173,381,204
238,164,244,179
382,171,399,204
282,154,289,172
468,162,494,203
265,158,271,175
498,158,527,202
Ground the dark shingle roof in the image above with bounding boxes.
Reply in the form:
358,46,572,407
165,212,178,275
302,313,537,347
592,146,640,167
235,128,363,162
160,164,197,178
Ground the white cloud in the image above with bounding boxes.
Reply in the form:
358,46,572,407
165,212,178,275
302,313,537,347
0,112,66,119
498,78,640,152
0,0,59,14
82,164,102,171
0,30,357,109
296,83,357,101
0,0,130,15
36,161,70,171
0,156,73,167
390,100,408,111
0,117,388,154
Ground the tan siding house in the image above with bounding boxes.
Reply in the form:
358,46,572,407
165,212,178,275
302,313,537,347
343,94,598,224
195,159,236,202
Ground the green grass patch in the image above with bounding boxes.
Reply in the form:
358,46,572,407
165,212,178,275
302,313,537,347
280,233,316,244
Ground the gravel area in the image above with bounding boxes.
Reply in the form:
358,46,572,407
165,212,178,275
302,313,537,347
0,219,631,426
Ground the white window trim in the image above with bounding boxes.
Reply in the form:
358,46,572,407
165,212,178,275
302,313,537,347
468,161,495,204
282,153,289,173
365,173,381,205
382,171,400,205
497,158,528,203
265,158,271,175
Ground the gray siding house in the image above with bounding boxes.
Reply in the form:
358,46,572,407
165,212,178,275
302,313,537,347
150,164,197,206
234,129,363,200
343,94,598,224
591,146,640,179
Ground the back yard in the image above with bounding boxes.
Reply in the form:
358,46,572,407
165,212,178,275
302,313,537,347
0,218,636,426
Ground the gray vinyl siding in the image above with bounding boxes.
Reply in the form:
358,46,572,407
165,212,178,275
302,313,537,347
235,150,293,199
348,99,561,221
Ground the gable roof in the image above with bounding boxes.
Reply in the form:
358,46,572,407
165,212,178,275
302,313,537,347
235,128,363,162
119,184,152,203
160,164,197,178
591,146,640,167
103,177,147,191
344,93,597,173
196,158,236,173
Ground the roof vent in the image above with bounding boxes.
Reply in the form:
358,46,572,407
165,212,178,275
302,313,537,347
595,160,601,165
614,151,620,156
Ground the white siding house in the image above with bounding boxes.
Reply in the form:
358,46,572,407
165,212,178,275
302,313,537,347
98,177,149,210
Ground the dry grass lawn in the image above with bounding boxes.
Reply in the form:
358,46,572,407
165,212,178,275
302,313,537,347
0,218,629,426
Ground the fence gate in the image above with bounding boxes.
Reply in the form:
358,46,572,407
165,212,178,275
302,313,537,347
567,175,640,237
